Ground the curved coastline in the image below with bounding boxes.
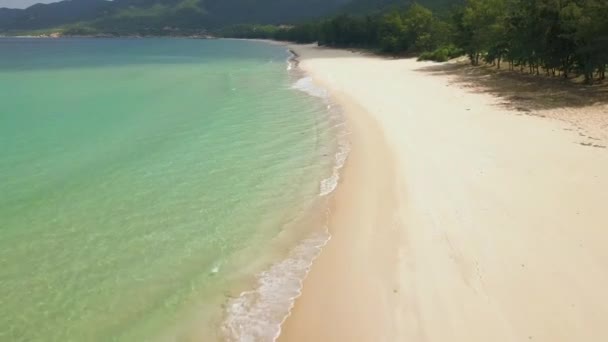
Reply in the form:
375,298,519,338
278,43,401,342
221,43,352,342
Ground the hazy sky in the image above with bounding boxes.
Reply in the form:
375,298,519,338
0,0,61,9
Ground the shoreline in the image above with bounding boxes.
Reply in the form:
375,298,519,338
219,43,351,342
279,43,608,341
279,43,402,341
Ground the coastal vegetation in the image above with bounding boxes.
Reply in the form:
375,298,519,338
224,0,608,83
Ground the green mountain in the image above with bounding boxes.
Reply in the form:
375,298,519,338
0,0,112,30
341,0,461,14
0,0,351,33
0,0,458,35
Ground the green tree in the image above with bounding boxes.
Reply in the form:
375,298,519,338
377,11,408,53
459,0,507,65
402,3,445,52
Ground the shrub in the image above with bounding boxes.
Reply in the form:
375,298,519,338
418,45,464,62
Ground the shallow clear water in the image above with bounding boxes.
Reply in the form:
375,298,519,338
0,38,342,341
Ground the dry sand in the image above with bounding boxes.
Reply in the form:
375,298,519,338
279,44,608,342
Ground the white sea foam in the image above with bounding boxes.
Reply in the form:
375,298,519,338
221,64,350,342
319,137,351,196
290,76,351,197
286,50,296,71
291,77,328,98
222,230,331,342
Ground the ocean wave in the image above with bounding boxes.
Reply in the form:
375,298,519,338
222,230,331,342
221,65,350,342
319,136,351,197
286,50,297,71
290,76,351,197
291,77,328,99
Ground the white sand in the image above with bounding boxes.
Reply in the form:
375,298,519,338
279,44,608,342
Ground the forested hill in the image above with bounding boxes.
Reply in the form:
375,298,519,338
0,0,351,33
341,0,462,14
234,0,606,84
0,0,112,30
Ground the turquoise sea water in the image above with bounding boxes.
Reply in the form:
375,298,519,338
0,38,346,341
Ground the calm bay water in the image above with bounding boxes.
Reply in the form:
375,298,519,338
0,38,345,341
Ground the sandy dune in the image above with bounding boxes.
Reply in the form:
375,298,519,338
279,44,608,342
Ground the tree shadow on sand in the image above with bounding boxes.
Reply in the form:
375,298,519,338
414,62,608,112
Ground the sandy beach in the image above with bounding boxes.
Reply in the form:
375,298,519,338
279,44,608,341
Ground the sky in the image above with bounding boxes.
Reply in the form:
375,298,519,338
0,0,61,8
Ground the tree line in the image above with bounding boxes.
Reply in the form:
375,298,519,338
221,0,608,83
